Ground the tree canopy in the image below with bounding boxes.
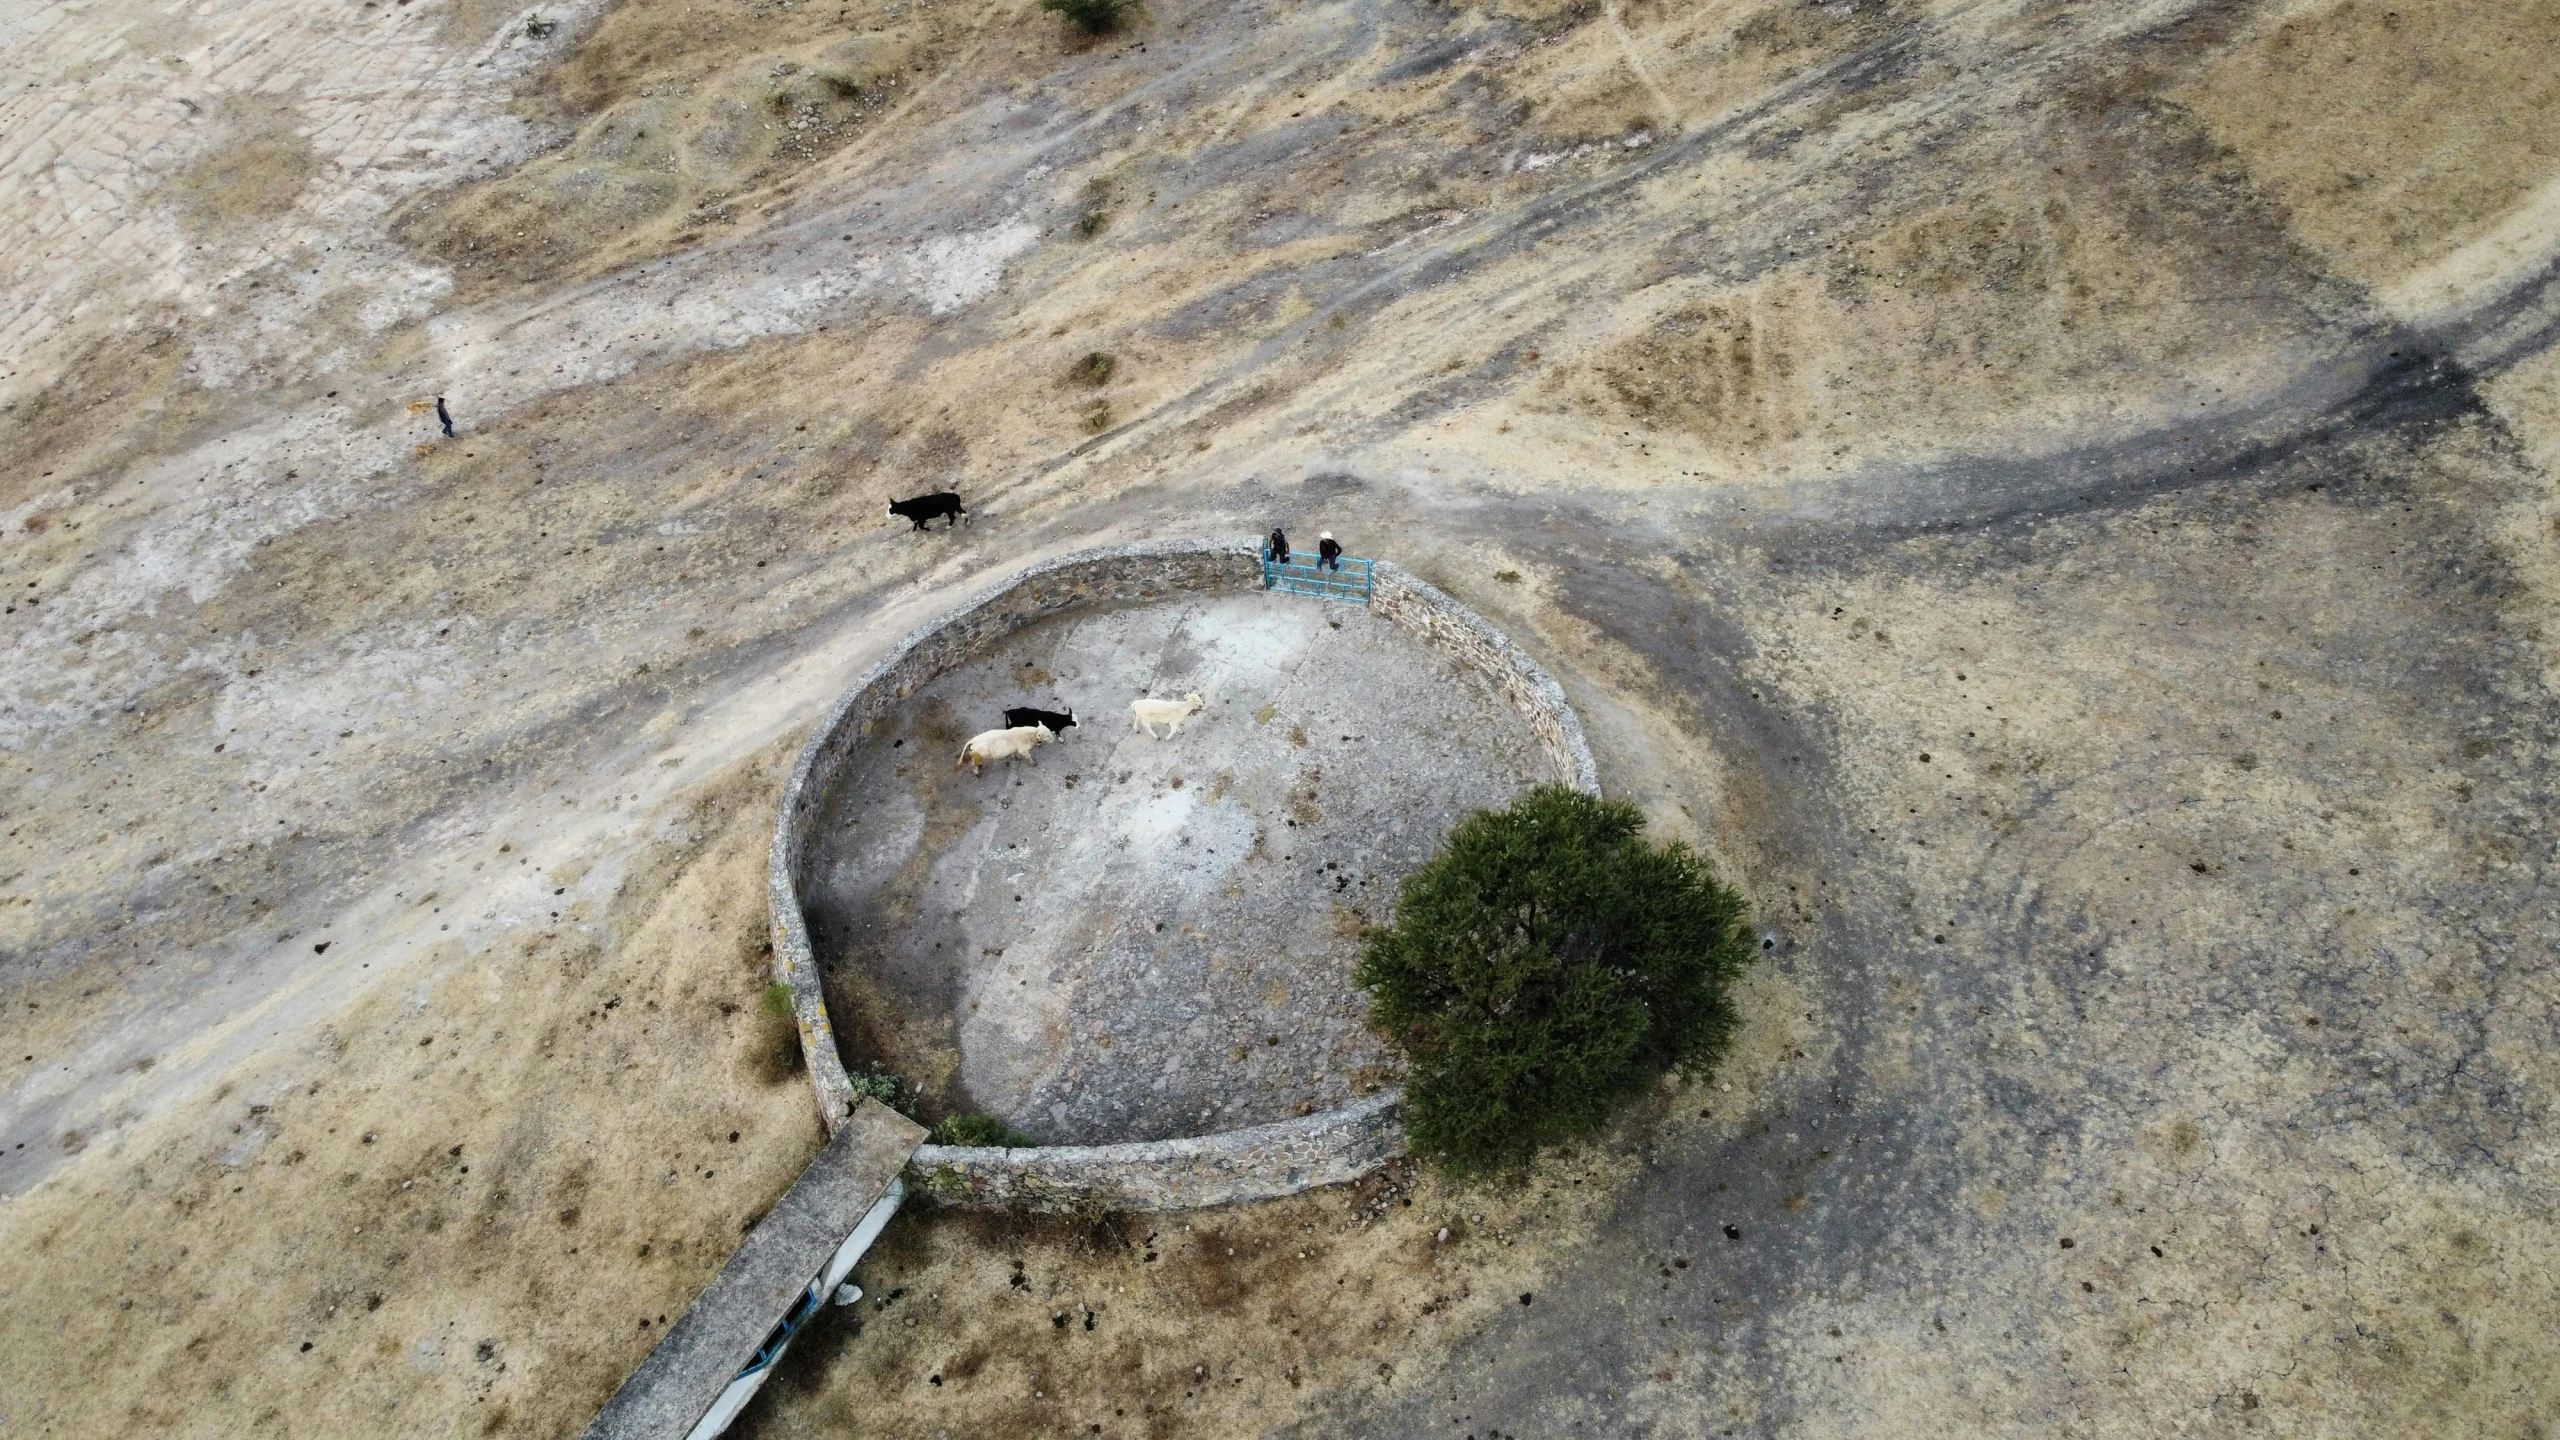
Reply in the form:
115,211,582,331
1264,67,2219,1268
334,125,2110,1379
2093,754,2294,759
1356,786,1757,1175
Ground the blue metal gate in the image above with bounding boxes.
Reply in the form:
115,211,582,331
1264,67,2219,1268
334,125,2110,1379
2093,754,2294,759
1263,548,1372,603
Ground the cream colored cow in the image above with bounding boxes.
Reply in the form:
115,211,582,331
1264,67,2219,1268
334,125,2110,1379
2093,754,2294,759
957,724,1053,775
1129,692,1206,739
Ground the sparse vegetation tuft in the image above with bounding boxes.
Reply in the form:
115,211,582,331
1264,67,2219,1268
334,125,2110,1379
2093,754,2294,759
1040,0,1131,36
1068,351,1116,386
1070,176,1115,238
753,981,804,1082
1082,400,1114,433
1356,785,1756,1176
928,1113,1038,1147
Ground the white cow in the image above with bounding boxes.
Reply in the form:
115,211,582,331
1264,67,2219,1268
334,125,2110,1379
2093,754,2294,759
957,724,1053,775
1129,692,1206,739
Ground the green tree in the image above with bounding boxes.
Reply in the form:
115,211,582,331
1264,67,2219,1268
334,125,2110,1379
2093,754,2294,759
1356,786,1757,1175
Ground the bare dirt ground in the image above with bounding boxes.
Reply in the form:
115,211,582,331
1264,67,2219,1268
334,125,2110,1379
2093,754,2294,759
3,0,2557,1435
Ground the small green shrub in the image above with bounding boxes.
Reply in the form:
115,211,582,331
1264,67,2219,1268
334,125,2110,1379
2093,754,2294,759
928,1113,1037,1147
846,1064,914,1113
1356,785,1757,1176
759,981,796,1017
1082,400,1114,433
1040,0,1130,36
1068,351,1116,387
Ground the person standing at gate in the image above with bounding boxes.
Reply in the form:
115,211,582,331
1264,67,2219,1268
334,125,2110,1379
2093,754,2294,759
1268,526,1290,565
435,396,455,438
1317,531,1342,572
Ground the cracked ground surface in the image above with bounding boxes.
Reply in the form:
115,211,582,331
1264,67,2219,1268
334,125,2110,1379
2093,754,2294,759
2,0,2556,1434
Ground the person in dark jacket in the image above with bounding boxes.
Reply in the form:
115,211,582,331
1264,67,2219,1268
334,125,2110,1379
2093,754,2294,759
1268,527,1290,564
435,396,455,438
1317,531,1342,571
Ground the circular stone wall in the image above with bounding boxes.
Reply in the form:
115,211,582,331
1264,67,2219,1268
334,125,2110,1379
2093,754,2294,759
770,538,1596,1211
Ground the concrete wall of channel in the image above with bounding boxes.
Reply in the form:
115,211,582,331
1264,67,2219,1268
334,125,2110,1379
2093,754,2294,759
768,538,1598,1211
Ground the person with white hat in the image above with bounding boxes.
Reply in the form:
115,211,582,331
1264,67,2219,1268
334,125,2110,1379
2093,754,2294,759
1317,531,1342,572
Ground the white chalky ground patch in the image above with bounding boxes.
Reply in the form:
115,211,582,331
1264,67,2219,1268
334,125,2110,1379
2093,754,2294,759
0,0,599,405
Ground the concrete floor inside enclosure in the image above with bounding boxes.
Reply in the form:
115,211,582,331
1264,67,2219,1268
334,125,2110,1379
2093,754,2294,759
800,588,1549,1145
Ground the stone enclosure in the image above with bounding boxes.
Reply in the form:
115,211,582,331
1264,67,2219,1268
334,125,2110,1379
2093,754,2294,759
769,539,1595,1209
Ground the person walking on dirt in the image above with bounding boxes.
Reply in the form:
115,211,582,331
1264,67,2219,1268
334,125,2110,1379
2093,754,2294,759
1317,531,1342,572
435,396,455,438
1268,526,1290,564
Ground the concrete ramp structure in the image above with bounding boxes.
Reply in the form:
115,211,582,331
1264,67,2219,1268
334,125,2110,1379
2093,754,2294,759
581,1102,925,1440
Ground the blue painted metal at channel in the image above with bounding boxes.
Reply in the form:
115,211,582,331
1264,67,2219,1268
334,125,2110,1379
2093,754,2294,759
1262,548,1372,603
